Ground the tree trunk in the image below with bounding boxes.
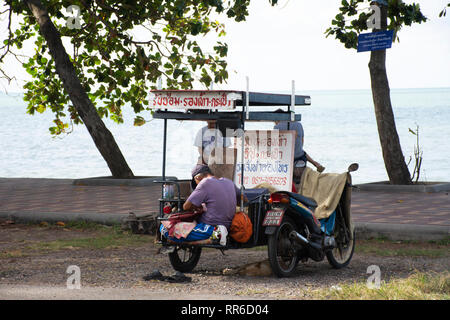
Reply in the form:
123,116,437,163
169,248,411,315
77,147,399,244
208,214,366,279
25,0,134,179
368,4,411,185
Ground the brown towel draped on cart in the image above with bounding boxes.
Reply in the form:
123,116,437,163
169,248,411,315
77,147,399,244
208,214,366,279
299,167,348,220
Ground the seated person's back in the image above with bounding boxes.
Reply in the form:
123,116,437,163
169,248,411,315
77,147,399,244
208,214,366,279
186,176,239,229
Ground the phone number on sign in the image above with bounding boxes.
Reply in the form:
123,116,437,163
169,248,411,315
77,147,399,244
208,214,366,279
251,176,287,186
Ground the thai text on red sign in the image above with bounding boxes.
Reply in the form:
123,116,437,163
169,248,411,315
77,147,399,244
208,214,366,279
149,90,242,110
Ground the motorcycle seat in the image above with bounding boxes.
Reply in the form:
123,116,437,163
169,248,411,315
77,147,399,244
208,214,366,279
281,191,318,209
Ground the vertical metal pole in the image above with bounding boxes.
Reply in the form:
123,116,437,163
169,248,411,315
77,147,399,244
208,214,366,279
160,119,168,216
291,80,295,121
240,77,249,211
245,76,250,120
158,78,166,201
162,119,167,181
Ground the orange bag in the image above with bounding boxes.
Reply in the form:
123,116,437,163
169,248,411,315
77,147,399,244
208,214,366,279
230,211,253,243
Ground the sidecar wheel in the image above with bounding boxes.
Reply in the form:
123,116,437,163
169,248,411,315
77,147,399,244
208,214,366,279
268,217,299,277
169,246,202,273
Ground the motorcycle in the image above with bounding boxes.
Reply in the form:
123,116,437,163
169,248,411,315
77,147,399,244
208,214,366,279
264,163,358,277
157,163,358,278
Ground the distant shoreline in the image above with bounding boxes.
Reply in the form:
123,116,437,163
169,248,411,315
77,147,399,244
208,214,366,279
2,87,450,97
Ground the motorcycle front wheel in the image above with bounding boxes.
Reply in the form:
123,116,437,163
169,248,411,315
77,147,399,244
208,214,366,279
169,246,202,273
326,228,355,269
268,216,299,277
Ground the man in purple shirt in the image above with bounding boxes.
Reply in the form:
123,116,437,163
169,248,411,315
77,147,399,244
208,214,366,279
184,164,240,229
160,164,246,245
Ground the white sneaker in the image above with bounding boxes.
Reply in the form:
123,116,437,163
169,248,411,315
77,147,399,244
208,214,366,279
217,225,228,246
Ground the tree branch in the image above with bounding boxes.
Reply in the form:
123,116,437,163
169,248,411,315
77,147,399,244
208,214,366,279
0,5,13,63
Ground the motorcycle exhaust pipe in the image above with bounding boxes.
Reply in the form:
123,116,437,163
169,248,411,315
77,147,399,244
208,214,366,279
289,231,322,251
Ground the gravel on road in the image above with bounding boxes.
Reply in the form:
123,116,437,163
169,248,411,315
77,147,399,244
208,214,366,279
0,222,448,300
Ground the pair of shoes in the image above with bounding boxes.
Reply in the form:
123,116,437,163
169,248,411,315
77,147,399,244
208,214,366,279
165,271,192,283
143,269,164,281
143,270,191,283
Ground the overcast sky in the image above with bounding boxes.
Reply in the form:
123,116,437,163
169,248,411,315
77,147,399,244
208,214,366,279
218,0,450,92
1,0,449,93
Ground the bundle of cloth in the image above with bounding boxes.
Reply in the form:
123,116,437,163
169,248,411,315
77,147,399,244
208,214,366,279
298,167,348,220
159,210,228,245
256,166,353,232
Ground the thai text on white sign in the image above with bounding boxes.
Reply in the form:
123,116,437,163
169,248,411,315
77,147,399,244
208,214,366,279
149,90,242,110
234,130,295,191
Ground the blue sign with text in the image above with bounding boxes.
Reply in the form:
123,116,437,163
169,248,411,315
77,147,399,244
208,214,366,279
357,30,394,52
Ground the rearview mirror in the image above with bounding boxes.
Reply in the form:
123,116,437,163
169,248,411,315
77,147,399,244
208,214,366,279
348,163,359,172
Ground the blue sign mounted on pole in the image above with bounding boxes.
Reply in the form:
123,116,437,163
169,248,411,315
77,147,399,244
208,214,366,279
373,0,388,5
357,30,394,52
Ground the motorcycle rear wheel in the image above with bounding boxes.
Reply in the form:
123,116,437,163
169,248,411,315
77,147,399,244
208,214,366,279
268,216,299,277
169,246,202,273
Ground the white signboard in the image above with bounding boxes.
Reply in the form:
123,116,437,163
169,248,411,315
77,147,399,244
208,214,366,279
234,130,295,191
149,90,242,110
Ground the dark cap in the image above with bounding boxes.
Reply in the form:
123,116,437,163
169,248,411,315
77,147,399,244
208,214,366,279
191,164,211,178
190,164,211,190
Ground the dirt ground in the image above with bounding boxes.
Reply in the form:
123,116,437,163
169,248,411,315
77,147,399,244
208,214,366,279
0,221,448,300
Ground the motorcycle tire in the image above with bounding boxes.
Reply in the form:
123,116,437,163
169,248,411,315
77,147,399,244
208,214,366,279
169,246,202,273
268,216,299,278
326,229,355,269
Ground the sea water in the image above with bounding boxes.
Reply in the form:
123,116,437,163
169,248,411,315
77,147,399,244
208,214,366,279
0,88,449,185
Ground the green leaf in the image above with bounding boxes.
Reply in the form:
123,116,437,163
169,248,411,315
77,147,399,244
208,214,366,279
133,116,146,127
36,104,46,113
409,128,417,135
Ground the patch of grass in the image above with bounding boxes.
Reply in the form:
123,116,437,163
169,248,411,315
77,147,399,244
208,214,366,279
0,222,151,258
63,220,116,231
26,232,149,252
313,271,450,300
236,287,273,296
0,250,28,258
33,220,119,232
429,237,450,246
356,238,449,258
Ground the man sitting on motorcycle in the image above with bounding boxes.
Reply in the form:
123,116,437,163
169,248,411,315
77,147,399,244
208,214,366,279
160,164,242,245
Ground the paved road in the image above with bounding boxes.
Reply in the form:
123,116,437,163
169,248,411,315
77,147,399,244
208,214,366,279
0,285,253,300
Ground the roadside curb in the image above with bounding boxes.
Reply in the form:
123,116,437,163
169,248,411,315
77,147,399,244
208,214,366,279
71,177,450,193
72,176,177,186
1,211,448,241
355,222,449,241
355,181,450,193
0,211,128,226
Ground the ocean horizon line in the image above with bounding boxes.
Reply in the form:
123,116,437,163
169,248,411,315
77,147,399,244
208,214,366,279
1,86,450,97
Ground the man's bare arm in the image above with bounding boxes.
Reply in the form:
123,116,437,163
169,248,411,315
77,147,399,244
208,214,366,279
183,200,203,211
183,200,194,211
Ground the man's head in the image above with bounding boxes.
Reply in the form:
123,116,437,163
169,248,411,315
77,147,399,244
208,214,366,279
273,108,284,125
191,164,212,190
206,120,216,128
